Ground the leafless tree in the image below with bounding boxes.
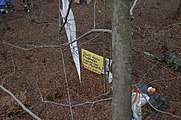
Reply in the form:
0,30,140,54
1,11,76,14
112,0,132,119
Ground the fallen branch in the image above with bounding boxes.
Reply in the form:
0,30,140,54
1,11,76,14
72,97,112,107
35,80,69,107
0,85,41,120
3,41,60,51
1,55,16,85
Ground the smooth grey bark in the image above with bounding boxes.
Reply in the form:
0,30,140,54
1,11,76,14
112,0,132,120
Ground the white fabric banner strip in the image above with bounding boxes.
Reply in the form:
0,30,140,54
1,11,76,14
101,58,112,84
61,0,81,82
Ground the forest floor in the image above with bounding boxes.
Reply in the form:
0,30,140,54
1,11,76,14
0,0,181,120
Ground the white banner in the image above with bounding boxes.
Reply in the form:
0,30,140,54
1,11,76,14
102,58,112,83
61,0,81,82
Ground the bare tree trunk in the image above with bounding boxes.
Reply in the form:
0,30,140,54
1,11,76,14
112,0,132,119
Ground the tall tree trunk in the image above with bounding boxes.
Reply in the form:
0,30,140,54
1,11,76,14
112,0,132,119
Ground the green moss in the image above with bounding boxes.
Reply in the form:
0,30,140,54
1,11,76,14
46,95,54,101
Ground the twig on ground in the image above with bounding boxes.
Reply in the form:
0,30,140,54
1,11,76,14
130,0,138,16
36,78,112,108
0,54,41,119
0,85,42,120
1,55,16,85
35,80,69,107
8,100,41,120
144,52,155,58
136,61,157,84
87,103,95,120
148,78,172,84
163,22,181,29
3,41,60,51
144,54,180,78
72,97,112,107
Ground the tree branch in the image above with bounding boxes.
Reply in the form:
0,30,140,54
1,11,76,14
130,0,138,16
0,85,41,120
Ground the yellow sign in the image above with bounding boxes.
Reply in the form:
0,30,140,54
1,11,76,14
82,49,103,74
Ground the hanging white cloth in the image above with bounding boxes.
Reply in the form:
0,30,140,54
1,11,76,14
60,0,81,82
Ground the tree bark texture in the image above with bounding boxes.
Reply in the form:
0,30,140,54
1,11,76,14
112,0,132,120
